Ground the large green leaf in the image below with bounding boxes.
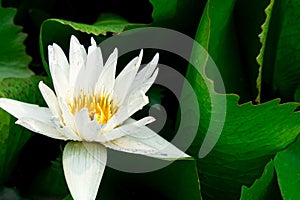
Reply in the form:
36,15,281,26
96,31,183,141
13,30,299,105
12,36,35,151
274,136,300,199
149,0,204,35
240,160,281,200
264,0,300,101
196,96,300,199
0,3,33,80
0,76,48,183
183,1,300,199
194,0,250,102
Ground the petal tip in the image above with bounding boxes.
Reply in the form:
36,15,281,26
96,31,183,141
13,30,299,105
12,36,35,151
91,37,97,46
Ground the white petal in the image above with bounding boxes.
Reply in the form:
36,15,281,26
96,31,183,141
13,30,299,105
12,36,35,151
130,53,159,94
74,38,103,96
74,108,103,141
103,90,149,131
95,116,155,142
58,98,77,132
51,43,69,77
103,121,189,160
87,37,103,70
94,48,117,96
48,44,70,100
69,35,87,98
0,98,80,141
0,98,53,122
38,81,61,117
63,142,107,200
51,116,81,141
16,117,67,140
59,126,81,141
114,50,143,106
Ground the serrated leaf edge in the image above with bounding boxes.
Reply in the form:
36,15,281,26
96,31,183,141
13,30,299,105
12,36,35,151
255,0,275,103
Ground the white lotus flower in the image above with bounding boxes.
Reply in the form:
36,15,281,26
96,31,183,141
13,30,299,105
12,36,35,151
0,35,189,200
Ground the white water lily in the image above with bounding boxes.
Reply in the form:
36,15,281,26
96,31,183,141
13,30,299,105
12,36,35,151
0,35,189,200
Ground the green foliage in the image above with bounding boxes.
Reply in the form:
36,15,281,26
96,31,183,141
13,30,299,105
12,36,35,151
194,0,251,101
184,0,300,199
0,3,33,81
270,0,300,101
274,136,300,199
240,160,281,200
192,94,300,199
150,0,204,34
234,0,270,103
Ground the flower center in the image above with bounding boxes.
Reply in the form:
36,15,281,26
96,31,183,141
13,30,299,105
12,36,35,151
68,93,117,124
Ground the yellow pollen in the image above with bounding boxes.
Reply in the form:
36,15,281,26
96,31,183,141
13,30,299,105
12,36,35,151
68,93,117,124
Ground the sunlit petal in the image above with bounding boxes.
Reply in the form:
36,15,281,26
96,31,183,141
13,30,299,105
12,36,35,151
103,123,189,160
74,108,104,141
69,35,87,98
49,43,71,98
38,81,61,117
63,142,107,200
51,43,69,78
16,117,67,140
73,37,103,96
0,98,52,122
94,48,117,95
114,50,143,106
51,116,81,141
130,53,159,94
58,98,77,132
95,116,155,142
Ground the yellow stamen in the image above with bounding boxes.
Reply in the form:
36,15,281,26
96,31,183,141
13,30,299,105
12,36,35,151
68,93,117,124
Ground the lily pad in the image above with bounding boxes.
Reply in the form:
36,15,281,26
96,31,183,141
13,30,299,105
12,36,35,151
0,3,33,81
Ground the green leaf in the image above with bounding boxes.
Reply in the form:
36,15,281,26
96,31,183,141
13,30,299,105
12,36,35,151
39,14,132,76
194,0,251,102
274,136,300,199
240,160,281,200
149,0,204,34
182,0,300,199
234,0,273,103
264,0,300,101
53,14,129,36
0,4,33,80
196,96,300,199
0,76,48,183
